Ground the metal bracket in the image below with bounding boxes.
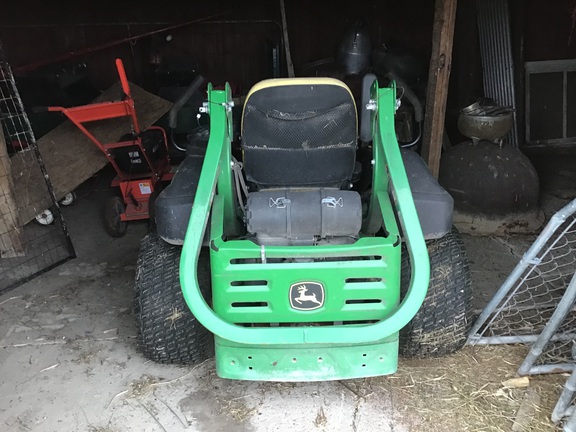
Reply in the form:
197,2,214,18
365,99,377,111
200,101,234,114
260,245,267,264
520,254,542,266
199,102,209,114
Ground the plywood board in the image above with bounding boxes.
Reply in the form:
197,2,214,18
11,82,172,224
0,127,24,256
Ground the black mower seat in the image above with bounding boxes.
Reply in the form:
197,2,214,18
241,78,358,189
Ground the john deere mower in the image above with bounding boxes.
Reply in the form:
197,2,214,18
134,75,471,381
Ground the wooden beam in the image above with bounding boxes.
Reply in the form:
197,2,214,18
511,386,540,432
421,0,458,178
279,0,295,78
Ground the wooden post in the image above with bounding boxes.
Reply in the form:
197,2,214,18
421,0,458,178
0,127,24,257
511,0,526,148
279,0,295,78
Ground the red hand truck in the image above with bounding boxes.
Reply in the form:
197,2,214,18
44,59,174,237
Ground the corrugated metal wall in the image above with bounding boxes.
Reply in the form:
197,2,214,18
476,0,519,147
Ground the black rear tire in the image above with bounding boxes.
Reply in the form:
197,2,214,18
399,228,472,358
134,232,214,364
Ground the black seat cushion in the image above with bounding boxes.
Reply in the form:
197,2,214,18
241,80,357,188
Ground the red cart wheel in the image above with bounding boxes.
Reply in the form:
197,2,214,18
34,209,55,226
103,196,128,237
59,192,76,206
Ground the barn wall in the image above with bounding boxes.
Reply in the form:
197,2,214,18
1,0,573,148
0,0,436,94
0,1,280,93
523,0,576,62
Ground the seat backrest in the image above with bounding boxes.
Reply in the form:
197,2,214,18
241,78,357,188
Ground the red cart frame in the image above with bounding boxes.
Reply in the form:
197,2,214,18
46,59,173,234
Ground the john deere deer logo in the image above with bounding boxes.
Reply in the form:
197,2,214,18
289,282,325,311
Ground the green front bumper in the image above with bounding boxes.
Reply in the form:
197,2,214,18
216,337,398,381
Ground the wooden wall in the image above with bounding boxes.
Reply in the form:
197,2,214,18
523,0,576,62
0,0,435,93
0,0,573,147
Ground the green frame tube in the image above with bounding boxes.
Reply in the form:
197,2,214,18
180,80,430,345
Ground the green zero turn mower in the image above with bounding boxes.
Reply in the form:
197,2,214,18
134,75,472,381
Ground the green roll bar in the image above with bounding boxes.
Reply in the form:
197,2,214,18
180,81,430,345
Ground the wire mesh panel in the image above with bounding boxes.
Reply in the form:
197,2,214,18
467,199,576,374
0,47,75,294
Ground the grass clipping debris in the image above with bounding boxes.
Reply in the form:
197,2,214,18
371,345,563,432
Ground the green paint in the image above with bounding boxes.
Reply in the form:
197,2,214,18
179,80,430,381
215,336,399,381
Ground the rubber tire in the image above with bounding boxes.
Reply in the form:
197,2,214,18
103,196,128,237
134,232,214,364
399,228,472,358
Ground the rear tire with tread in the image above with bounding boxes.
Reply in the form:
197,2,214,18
134,232,214,364
399,228,472,358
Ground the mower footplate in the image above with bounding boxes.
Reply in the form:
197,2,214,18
215,336,398,381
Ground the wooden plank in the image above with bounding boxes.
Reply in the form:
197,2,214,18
421,0,458,178
0,127,24,257
279,0,295,78
511,386,540,431
11,83,172,225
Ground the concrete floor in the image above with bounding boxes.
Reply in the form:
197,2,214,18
0,171,566,432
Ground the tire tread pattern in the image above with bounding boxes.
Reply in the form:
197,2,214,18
134,233,214,364
400,228,472,358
